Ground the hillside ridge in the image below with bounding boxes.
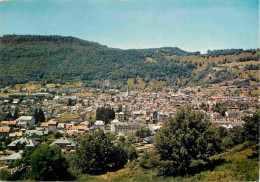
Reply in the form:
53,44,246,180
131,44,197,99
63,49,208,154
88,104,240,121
0,35,259,89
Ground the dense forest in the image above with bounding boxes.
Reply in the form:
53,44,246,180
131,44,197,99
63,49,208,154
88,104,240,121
0,35,258,88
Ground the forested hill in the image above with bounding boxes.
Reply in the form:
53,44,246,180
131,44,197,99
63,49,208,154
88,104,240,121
0,35,106,49
0,35,259,88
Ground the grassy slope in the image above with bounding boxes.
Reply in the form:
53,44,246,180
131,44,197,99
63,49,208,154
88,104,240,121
166,52,259,83
187,143,259,181
77,142,259,181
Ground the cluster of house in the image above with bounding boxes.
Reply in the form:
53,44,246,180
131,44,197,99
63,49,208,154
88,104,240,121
0,114,160,164
3,136,77,165
1,84,258,123
0,84,259,165
1,85,258,137
0,116,35,137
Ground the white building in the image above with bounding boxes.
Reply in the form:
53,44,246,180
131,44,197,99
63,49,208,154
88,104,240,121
16,116,35,126
111,121,140,134
5,153,22,165
94,120,105,126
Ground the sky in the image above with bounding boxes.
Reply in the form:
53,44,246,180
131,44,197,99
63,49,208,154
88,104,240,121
0,0,259,53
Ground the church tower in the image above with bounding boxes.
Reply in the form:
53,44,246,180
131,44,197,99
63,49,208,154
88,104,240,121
126,86,130,97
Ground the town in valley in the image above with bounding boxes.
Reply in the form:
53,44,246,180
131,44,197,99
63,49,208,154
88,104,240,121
0,79,258,164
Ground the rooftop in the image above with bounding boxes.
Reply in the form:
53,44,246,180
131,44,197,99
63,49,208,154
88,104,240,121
0,127,10,132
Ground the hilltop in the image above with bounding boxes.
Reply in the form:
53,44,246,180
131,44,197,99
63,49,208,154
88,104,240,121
0,35,259,89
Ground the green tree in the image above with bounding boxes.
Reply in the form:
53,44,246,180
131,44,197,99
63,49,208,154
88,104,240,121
154,106,223,176
126,133,136,145
54,131,63,139
27,125,36,130
96,106,115,124
33,109,39,124
13,109,19,120
5,112,13,121
229,126,245,145
220,106,228,116
67,98,74,106
119,136,125,142
139,150,161,170
30,144,71,181
126,145,138,161
200,102,209,111
69,130,127,175
33,108,45,124
117,104,122,112
9,147,35,169
4,137,12,146
243,112,259,143
216,126,229,138
38,108,45,123
0,170,12,181
135,127,152,138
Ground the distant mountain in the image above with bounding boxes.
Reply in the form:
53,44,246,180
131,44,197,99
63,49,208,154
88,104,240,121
0,35,258,88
